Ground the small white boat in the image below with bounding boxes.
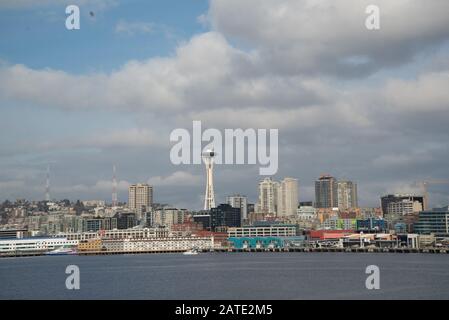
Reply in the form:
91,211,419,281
183,248,199,255
45,247,77,256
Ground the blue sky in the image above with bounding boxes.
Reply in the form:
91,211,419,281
1,0,449,209
0,0,209,73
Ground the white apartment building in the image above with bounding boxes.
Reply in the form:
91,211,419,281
102,237,213,252
257,178,279,214
337,180,358,210
56,227,169,241
278,177,299,216
128,184,153,220
228,225,297,238
0,237,79,253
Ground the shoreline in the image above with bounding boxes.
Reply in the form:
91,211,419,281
1,246,448,258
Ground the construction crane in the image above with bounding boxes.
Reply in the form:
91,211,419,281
414,179,449,210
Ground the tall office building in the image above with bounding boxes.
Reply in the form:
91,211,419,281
128,183,153,220
226,194,248,221
315,174,338,208
278,177,299,216
257,178,279,214
337,180,358,210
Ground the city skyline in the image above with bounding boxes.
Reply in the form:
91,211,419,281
0,169,448,211
1,0,449,209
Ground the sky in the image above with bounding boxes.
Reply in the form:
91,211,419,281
1,0,449,209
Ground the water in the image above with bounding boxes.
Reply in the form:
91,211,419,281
1,252,448,299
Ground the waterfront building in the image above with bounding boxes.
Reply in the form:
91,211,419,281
128,183,153,220
414,206,449,234
56,227,169,241
77,239,103,252
315,174,338,208
0,237,78,253
227,225,297,238
102,237,213,252
337,180,358,210
228,236,306,249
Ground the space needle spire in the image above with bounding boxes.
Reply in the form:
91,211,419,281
202,149,216,210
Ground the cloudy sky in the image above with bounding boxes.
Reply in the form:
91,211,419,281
1,0,449,209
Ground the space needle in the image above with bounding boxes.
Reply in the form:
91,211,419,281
202,149,216,210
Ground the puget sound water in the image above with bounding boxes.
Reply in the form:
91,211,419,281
1,252,448,299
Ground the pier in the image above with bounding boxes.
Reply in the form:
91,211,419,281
3,247,448,258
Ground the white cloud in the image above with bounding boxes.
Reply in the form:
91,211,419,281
147,171,202,186
207,0,449,76
385,72,449,112
56,179,129,194
2,1,449,206
35,128,166,151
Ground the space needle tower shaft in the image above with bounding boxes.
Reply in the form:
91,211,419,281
203,149,216,210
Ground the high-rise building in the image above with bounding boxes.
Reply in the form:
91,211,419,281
381,194,424,216
278,177,299,216
337,180,358,210
315,174,338,208
257,177,279,214
226,194,248,221
128,183,153,220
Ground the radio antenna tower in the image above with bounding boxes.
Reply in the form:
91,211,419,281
45,164,50,201
202,149,216,210
112,164,118,207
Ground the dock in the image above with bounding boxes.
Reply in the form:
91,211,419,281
1,247,448,258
